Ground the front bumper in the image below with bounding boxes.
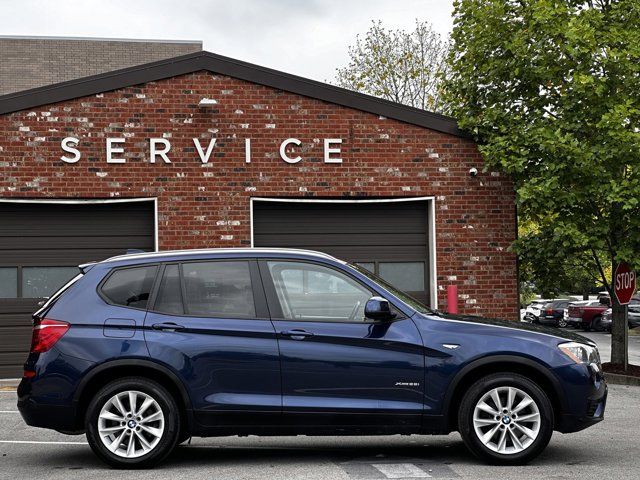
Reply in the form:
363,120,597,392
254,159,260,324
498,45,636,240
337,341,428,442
556,370,607,433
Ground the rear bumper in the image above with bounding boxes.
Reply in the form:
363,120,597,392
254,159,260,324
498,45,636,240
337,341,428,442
538,316,559,325
17,394,82,433
16,349,91,433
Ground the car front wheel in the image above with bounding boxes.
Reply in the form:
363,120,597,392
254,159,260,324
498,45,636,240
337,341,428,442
85,377,180,468
458,373,553,465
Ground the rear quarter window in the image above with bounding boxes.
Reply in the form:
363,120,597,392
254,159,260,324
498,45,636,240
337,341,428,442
101,265,158,309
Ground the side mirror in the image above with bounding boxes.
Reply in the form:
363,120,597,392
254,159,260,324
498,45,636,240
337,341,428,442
364,296,396,321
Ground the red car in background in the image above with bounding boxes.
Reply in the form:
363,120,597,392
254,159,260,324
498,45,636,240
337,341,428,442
567,299,609,331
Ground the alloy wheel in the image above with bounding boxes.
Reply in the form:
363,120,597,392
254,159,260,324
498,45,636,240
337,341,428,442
472,386,541,455
97,390,165,458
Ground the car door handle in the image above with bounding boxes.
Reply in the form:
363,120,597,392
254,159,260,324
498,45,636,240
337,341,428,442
280,329,314,340
151,322,185,332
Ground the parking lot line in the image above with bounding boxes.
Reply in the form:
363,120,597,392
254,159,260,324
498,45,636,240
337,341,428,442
0,440,87,445
372,463,431,478
0,410,19,413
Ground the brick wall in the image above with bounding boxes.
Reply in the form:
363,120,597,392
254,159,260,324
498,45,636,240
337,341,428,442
0,71,518,319
0,37,202,95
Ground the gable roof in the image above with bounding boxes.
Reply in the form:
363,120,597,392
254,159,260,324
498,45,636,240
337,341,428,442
0,50,465,137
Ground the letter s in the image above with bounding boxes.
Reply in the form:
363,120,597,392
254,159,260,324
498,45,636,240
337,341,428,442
61,137,81,163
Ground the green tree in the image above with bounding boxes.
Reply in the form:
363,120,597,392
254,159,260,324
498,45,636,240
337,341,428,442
445,0,640,368
335,20,450,112
518,220,606,299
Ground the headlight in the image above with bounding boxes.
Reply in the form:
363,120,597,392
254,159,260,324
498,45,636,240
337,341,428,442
558,341,601,366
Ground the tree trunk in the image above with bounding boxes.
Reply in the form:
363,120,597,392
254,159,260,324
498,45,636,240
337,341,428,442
610,268,629,369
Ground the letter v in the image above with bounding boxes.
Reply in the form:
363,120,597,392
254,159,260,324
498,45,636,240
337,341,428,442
193,138,217,163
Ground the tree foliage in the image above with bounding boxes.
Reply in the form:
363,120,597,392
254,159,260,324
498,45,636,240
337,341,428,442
335,20,450,112
518,219,607,300
445,0,640,365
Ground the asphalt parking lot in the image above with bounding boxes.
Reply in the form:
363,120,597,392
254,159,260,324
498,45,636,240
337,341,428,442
580,330,640,364
0,380,638,480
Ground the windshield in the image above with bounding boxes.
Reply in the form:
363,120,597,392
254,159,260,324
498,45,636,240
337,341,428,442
349,263,437,315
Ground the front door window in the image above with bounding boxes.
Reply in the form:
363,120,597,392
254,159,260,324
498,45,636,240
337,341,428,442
266,261,371,322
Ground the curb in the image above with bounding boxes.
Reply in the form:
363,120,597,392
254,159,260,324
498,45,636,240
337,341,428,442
604,373,640,386
0,378,19,389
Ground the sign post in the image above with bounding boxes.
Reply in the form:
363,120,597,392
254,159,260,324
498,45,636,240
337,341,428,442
613,262,636,369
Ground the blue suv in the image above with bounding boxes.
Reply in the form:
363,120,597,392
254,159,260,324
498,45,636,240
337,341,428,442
17,248,607,468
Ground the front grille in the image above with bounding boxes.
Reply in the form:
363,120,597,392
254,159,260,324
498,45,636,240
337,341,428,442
586,400,599,417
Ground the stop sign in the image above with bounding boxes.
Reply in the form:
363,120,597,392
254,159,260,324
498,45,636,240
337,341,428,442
614,262,636,305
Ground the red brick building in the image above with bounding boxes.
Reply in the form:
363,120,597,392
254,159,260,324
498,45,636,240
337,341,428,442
0,51,517,376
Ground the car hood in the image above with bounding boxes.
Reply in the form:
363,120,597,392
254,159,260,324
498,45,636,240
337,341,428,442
427,311,596,346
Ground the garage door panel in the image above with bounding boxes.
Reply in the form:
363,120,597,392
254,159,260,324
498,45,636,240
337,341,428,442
0,312,36,326
0,248,152,265
253,203,427,235
0,236,154,250
0,204,153,236
0,326,31,352
294,246,429,262
0,200,155,378
253,233,427,247
253,200,431,308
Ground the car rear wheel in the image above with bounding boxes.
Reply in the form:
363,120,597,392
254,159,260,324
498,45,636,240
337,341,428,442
85,377,180,468
558,318,568,328
458,373,553,465
592,316,603,332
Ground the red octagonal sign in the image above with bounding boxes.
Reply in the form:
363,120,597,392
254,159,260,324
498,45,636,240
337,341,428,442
614,262,636,305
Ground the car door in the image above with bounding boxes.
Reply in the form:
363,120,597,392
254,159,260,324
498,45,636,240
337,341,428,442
259,259,425,432
143,259,281,429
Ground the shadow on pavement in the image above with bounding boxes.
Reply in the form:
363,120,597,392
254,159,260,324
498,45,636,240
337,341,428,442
21,438,598,471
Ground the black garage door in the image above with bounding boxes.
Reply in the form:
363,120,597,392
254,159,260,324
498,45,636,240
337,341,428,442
0,201,155,378
253,200,430,305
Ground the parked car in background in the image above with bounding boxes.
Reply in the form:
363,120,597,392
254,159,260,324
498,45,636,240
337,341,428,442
597,292,611,306
538,300,572,327
567,300,609,331
601,299,640,331
522,299,552,323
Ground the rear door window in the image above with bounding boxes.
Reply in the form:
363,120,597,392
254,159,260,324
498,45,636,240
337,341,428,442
181,261,256,318
101,265,158,309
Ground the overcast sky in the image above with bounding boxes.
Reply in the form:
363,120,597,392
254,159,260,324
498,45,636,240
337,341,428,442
1,0,454,82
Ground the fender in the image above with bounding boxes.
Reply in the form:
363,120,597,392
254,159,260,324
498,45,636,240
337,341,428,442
72,358,194,422
440,354,567,418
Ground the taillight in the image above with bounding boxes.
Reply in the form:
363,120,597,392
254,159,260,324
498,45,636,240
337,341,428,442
546,309,553,315
30,318,70,353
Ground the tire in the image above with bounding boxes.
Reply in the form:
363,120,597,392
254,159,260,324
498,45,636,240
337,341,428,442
558,318,567,328
85,377,181,469
592,316,603,332
458,373,554,465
